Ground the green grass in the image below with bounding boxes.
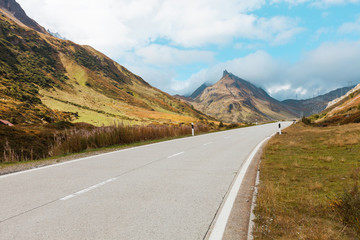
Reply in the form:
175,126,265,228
253,123,360,239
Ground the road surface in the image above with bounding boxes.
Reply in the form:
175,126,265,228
0,122,292,240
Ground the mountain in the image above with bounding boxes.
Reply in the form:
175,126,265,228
189,82,211,99
47,29,66,40
187,71,297,123
315,84,360,125
0,1,211,126
281,86,354,117
0,0,47,34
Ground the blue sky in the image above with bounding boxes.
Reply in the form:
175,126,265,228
18,0,360,100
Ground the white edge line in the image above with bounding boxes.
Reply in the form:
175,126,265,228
246,132,277,239
0,122,290,179
208,136,271,240
167,151,185,159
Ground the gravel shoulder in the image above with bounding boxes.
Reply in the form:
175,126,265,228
222,142,263,240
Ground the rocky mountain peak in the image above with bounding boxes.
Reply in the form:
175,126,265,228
188,72,296,123
0,0,47,34
223,70,230,77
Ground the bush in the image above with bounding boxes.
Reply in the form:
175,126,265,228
332,182,360,233
301,116,311,125
226,123,239,129
45,121,74,130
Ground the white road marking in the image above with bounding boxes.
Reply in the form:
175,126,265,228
203,142,213,146
0,125,251,179
60,177,118,201
208,136,271,240
224,136,231,139
167,152,185,159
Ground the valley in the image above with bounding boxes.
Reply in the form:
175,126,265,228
1,1,360,239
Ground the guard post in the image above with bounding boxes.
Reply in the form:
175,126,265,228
278,122,282,135
191,123,194,136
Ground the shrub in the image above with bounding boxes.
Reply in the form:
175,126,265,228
45,121,74,130
332,182,360,234
301,116,311,125
226,123,239,129
313,114,320,120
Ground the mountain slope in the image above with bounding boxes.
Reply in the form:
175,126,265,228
188,71,297,123
0,2,211,125
315,84,360,125
0,0,47,34
281,86,354,117
189,82,211,99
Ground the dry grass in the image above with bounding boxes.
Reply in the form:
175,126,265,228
253,123,360,239
1,122,213,163
49,122,210,156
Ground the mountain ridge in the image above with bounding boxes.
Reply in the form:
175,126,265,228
0,1,212,125
281,86,355,117
315,84,360,125
0,0,47,34
185,71,297,123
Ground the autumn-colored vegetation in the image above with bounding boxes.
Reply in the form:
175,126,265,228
0,12,212,126
1,121,215,163
254,123,360,239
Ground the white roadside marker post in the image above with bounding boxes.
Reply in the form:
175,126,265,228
278,122,282,135
191,123,195,136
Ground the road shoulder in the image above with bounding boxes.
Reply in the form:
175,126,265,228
222,144,263,240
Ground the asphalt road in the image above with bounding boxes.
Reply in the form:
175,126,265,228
0,122,292,240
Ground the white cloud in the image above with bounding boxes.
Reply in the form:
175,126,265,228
135,45,214,66
174,41,360,100
17,0,302,59
338,17,360,35
267,84,291,95
295,87,308,95
313,27,331,41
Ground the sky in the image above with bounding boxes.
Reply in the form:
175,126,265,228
17,0,360,100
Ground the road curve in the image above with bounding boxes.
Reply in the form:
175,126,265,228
0,122,292,240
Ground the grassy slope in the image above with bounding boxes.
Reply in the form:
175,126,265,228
254,123,360,239
315,87,360,126
0,11,212,126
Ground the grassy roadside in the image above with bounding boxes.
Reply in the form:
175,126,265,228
253,123,360,239
0,122,252,175
0,134,191,175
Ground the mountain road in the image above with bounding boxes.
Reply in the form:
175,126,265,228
0,122,292,240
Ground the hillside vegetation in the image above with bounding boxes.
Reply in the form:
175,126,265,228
254,123,360,239
0,9,212,126
313,84,360,126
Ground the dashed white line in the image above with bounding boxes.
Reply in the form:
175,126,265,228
167,152,185,159
203,142,213,146
60,177,118,201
